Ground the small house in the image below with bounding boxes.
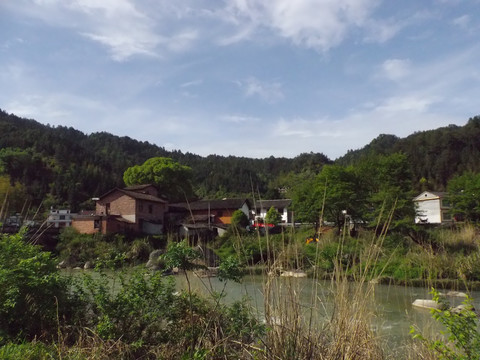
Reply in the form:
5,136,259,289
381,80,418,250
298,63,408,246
413,191,452,224
252,199,292,224
169,198,251,225
167,198,251,241
47,208,74,228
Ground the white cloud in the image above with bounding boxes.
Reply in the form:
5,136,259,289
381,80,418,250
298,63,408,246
220,114,259,123
452,14,470,29
223,0,380,51
273,117,341,138
372,95,439,114
240,77,284,103
180,80,203,88
363,19,404,43
380,58,411,81
4,0,200,61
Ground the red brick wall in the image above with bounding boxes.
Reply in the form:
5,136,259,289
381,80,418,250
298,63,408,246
96,192,136,217
136,200,166,223
72,218,101,234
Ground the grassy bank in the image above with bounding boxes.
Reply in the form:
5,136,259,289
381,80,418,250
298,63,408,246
2,223,480,359
216,223,480,287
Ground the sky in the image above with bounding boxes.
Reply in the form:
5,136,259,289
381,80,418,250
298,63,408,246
1,0,479,160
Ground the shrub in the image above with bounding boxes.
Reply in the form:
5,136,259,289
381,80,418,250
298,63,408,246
411,289,480,359
0,341,56,360
83,268,178,345
0,232,83,343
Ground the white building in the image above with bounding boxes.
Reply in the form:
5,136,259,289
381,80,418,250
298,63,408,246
413,191,452,224
47,209,74,228
252,199,292,224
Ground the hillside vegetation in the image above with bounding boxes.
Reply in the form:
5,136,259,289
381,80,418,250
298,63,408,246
0,109,330,210
1,108,480,212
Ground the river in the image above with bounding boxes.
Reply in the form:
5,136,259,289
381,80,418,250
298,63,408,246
178,272,480,350
64,269,480,353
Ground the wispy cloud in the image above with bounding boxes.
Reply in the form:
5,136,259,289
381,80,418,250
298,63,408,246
452,14,470,29
220,114,259,123
180,79,203,88
380,58,411,81
239,77,284,103
4,0,200,61
221,0,380,51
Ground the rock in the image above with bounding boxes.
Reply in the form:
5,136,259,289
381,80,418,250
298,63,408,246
280,270,307,278
412,299,444,310
149,249,164,261
451,304,474,314
146,249,164,270
446,291,468,298
84,261,94,269
58,260,68,269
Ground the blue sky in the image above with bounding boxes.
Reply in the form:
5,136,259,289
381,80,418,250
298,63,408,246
1,0,479,159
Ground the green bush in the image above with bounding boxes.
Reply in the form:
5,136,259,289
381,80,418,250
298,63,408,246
0,232,84,343
412,289,480,359
83,268,178,345
0,341,56,360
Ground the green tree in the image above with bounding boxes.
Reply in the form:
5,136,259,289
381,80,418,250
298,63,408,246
290,171,324,227
265,206,281,226
123,157,194,201
231,209,249,230
447,172,480,222
316,165,366,231
358,153,415,230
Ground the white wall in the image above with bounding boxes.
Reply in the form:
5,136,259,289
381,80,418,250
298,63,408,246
415,199,442,224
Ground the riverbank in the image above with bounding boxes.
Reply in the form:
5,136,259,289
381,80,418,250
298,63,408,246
3,231,480,359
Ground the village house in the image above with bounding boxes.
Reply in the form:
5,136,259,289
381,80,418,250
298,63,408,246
168,198,251,240
72,184,167,235
413,191,452,224
252,199,292,224
47,208,74,228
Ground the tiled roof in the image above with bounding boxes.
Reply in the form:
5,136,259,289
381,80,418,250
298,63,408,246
120,189,167,203
98,187,167,203
170,198,249,211
123,184,155,191
254,199,291,211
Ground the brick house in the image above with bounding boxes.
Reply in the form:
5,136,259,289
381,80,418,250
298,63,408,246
72,184,167,235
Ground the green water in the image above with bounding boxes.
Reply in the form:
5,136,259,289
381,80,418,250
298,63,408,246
64,269,479,352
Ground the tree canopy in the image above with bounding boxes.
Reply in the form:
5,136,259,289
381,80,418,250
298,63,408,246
447,172,480,222
123,157,194,202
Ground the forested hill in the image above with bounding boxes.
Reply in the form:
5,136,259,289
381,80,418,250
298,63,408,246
0,109,331,210
337,116,480,191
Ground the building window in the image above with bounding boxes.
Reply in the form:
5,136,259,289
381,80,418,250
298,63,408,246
442,211,452,221
59,215,65,220
148,204,153,214
139,204,144,212
106,203,110,215
94,219,100,229
441,199,450,208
